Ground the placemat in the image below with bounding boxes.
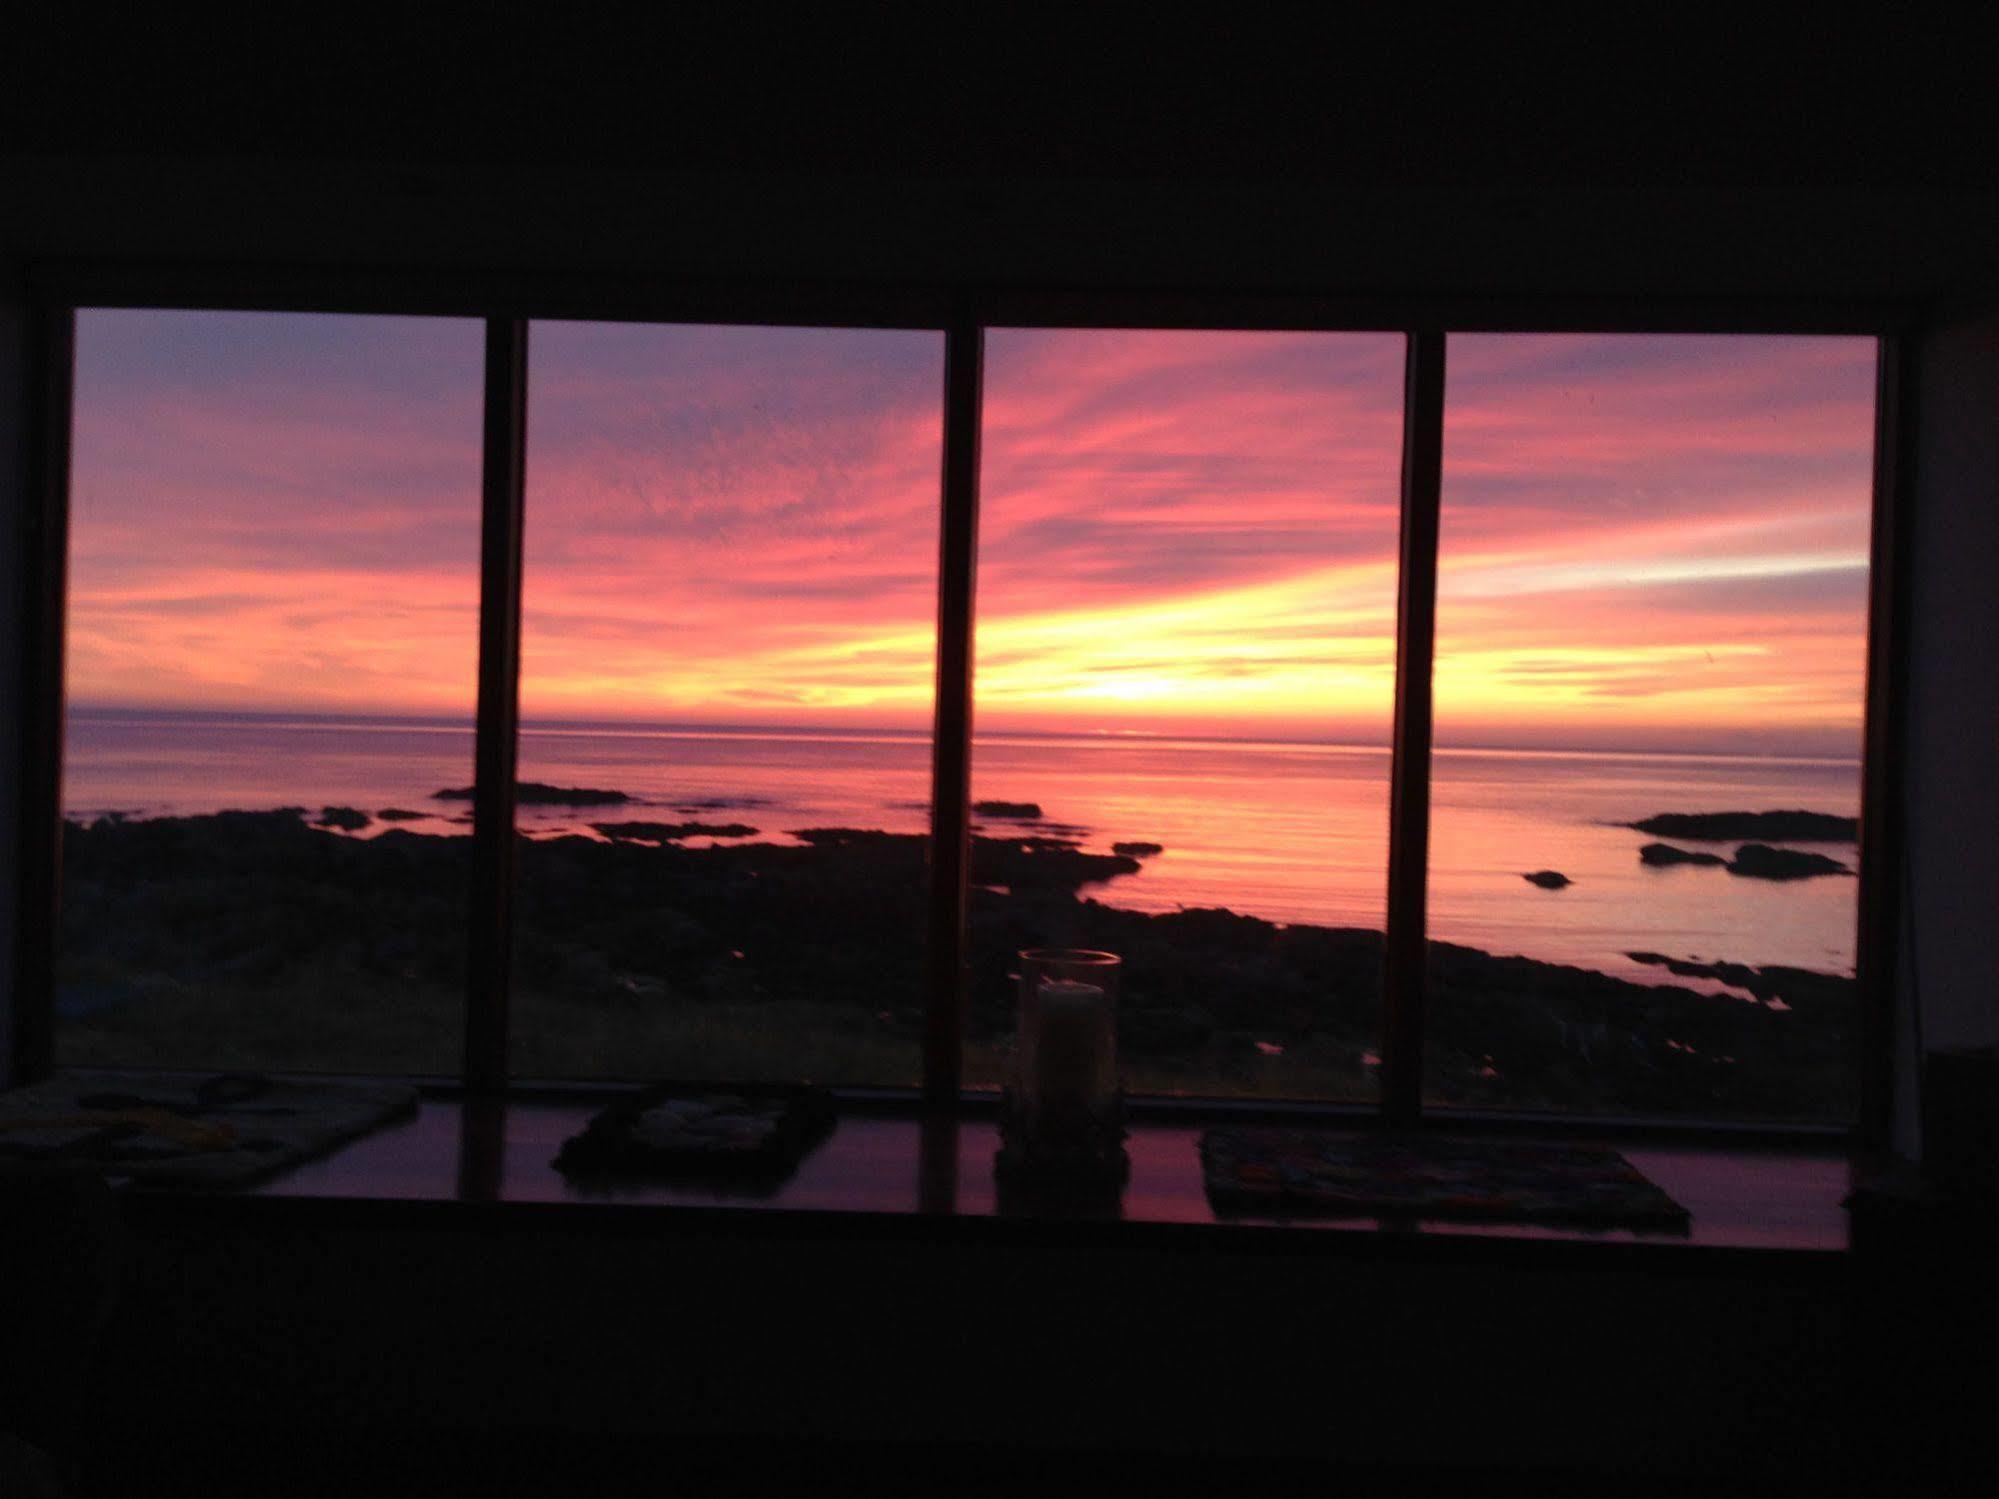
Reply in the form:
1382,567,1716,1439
1200,1129,1690,1228
553,1083,836,1189
0,1071,419,1189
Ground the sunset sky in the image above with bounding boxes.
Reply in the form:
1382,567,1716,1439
67,311,1876,756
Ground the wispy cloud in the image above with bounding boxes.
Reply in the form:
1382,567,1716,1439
1432,333,1874,753
515,322,944,723
68,311,484,713
64,315,1877,755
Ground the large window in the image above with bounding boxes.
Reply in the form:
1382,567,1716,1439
1424,335,1876,1123
970,329,1404,1099
55,310,485,1074
511,322,944,1082
34,303,1892,1134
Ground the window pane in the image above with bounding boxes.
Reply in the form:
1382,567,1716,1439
58,310,485,1074
512,323,943,1083
972,330,1405,1100
1426,334,1875,1122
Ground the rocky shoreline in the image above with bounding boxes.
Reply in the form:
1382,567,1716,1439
54,808,1856,1120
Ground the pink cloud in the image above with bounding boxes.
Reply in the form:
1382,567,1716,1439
68,310,483,713
517,322,944,724
62,314,1880,755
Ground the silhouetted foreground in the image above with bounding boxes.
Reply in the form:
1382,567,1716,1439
55,812,1854,1119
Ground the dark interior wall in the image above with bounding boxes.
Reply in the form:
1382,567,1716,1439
3,155,1996,309
0,286,23,1085
5,17,1999,304
99,1199,1851,1483
1903,312,1999,1113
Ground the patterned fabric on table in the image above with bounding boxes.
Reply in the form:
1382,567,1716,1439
1199,1129,1690,1228
0,1071,418,1189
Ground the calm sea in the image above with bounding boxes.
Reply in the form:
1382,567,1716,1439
63,709,1861,990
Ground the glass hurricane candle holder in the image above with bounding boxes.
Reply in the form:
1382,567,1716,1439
996,948,1129,1202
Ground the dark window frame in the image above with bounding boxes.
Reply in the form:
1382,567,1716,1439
11,266,1913,1145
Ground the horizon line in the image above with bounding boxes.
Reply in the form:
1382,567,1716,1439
64,702,1865,766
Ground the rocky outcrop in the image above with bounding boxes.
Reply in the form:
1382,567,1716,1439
973,800,1043,820
1726,843,1853,880
1523,870,1572,889
791,828,1142,893
1112,841,1164,857
591,821,758,843
434,783,631,806
1627,810,1857,842
1624,951,1853,1016
1639,842,1727,867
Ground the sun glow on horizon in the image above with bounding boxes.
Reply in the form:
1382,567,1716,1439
973,554,1399,729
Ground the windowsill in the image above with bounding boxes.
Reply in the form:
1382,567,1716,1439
127,1093,1860,1262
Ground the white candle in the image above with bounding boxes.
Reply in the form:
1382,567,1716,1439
1030,977,1113,1126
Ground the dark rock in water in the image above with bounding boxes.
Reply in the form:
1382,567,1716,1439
788,827,914,856
435,782,630,806
752,825,1139,900
973,800,1043,820
1727,843,1853,880
1112,841,1164,857
789,828,1137,892
970,832,1139,891
1523,870,1572,889
1624,951,1855,1016
1628,810,1857,843
1627,951,1763,990
314,806,370,831
375,808,427,822
592,820,759,843
508,783,631,807
1639,842,1727,867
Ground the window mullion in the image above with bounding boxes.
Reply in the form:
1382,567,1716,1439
1381,329,1447,1127
923,305,984,1111
1855,332,1913,1147
465,317,529,1094
11,304,74,1088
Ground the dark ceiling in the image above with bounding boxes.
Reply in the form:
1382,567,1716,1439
5,16,1995,305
